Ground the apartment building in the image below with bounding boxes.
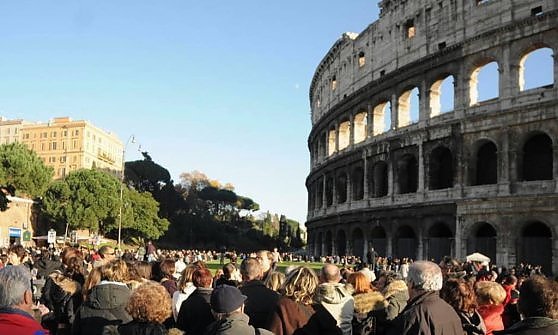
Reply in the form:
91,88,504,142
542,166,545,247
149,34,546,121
20,117,124,179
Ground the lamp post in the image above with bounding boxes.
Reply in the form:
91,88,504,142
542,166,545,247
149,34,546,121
118,135,135,249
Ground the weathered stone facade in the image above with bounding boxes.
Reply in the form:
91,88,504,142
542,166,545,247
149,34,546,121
305,0,558,274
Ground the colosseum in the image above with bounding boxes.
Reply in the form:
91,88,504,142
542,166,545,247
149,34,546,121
305,0,558,274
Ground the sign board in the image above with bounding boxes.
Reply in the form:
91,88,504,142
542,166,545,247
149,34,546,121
47,229,56,244
8,227,21,238
22,231,31,242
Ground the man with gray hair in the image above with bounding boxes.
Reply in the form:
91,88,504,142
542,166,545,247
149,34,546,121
387,260,463,335
0,265,49,334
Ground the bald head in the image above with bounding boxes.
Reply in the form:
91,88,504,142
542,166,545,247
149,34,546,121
321,263,341,283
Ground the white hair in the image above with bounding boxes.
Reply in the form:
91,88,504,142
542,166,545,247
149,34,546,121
407,261,443,291
0,265,32,307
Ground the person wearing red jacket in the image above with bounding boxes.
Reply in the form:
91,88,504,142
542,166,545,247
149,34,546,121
0,265,49,335
476,280,507,335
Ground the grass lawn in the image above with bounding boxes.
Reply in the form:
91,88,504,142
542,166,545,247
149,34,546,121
205,260,324,275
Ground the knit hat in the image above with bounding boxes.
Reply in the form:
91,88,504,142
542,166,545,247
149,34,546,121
210,285,247,313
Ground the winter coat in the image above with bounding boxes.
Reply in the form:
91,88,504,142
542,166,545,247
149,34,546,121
267,297,315,335
382,279,409,321
387,290,463,335
160,278,178,297
176,287,214,335
239,280,280,329
493,317,558,335
0,307,49,335
352,291,387,335
117,320,168,335
478,304,505,335
36,258,62,279
172,283,196,321
353,291,386,318
458,310,487,335
203,313,273,335
41,271,83,332
314,283,354,335
72,281,132,335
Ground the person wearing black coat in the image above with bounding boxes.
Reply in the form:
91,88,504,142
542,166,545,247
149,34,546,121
239,258,280,329
176,267,215,334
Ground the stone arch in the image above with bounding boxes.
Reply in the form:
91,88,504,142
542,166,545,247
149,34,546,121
325,175,334,207
467,222,497,263
325,230,333,255
352,166,364,201
315,177,324,209
394,225,417,259
397,154,418,194
318,132,327,161
352,227,365,260
371,161,389,197
338,119,351,151
328,125,336,156
430,75,455,117
370,226,387,256
373,101,392,135
398,86,420,127
519,221,552,275
519,46,554,91
473,140,498,185
427,222,453,262
469,60,499,105
521,132,553,181
336,171,348,204
354,110,368,144
429,146,454,190
336,229,347,256
316,231,323,256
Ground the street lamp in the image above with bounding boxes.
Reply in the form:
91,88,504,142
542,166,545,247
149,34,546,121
118,135,135,249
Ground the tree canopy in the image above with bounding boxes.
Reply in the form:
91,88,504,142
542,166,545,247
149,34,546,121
0,142,53,197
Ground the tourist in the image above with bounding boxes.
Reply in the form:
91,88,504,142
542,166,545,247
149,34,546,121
315,263,354,335
376,271,409,321
387,261,463,335
117,282,173,335
494,276,558,334
347,271,386,335
159,259,178,297
93,246,116,268
204,284,273,335
72,260,132,335
172,264,198,321
266,270,286,292
256,250,275,283
238,257,279,329
476,281,506,335
440,277,487,334
0,265,49,335
176,267,214,334
214,262,240,287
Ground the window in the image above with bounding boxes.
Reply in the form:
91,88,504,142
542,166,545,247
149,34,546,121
405,20,416,39
519,47,554,91
469,61,499,105
331,75,337,91
358,52,366,67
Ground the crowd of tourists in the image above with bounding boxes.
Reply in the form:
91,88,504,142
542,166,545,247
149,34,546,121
0,243,557,335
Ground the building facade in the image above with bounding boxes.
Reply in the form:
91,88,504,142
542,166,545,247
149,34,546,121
0,196,37,247
20,117,123,179
305,0,558,274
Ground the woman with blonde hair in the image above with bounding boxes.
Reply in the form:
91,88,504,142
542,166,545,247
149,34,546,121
476,281,506,335
118,282,174,335
267,266,319,335
172,263,199,321
266,270,286,292
72,260,132,335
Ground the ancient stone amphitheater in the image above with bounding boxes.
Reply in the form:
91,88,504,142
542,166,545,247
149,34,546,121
305,0,558,274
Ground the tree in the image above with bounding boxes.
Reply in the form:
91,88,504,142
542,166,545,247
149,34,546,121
120,188,169,241
0,143,53,197
42,169,120,233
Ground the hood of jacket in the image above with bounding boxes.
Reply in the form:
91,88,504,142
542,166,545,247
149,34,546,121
354,291,386,314
383,279,409,300
50,271,81,296
86,282,131,310
315,283,353,305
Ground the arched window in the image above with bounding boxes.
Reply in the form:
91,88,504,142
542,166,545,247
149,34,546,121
521,222,552,275
397,154,418,194
373,101,392,135
427,223,453,262
352,228,365,259
522,133,553,181
371,161,388,197
325,176,334,206
430,75,454,117
429,147,453,190
475,141,497,185
336,230,347,256
353,111,367,144
328,126,336,156
470,61,499,105
352,167,364,200
338,120,351,150
519,47,554,91
336,172,348,204
398,87,420,127
316,177,324,209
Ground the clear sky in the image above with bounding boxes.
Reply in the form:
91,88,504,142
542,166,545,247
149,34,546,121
0,1,380,224
0,2,552,225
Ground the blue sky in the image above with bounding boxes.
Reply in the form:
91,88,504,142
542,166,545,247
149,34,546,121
0,1,379,224
0,2,552,225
